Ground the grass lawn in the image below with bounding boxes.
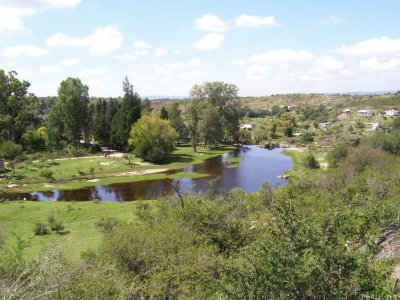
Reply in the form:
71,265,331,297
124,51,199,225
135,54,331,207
0,200,147,259
282,150,327,181
1,145,234,194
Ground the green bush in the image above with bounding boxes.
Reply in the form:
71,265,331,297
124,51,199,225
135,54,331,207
0,141,23,159
34,222,50,236
48,214,65,233
303,153,319,169
327,143,349,167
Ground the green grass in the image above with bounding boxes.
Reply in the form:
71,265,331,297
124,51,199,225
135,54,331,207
223,157,243,163
0,201,147,259
1,145,234,193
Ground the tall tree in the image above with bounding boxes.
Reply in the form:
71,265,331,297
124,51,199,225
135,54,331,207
0,70,38,143
110,77,141,150
141,98,153,115
190,81,239,142
47,77,89,147
160,106,168,120
200,104,223,147
186,99,202,152
167,102,187,145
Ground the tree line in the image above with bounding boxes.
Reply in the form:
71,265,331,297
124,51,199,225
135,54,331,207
0,69,241,162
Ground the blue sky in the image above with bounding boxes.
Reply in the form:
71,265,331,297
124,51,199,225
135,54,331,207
0,0,399,97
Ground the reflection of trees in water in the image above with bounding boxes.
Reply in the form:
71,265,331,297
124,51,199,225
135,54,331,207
41,190,55,198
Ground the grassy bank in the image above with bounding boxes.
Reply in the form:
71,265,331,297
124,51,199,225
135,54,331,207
1,145,234,194
282,149,327,180
0,200,147,259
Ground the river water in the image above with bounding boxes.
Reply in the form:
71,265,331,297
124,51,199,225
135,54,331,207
8,146,292,201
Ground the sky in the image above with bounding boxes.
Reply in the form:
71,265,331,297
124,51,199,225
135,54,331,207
0,0,399,97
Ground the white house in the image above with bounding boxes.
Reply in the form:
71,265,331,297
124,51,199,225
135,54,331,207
386,109,399,117
342,108,352,114
241,124,253,131
357,109,372,117
372,122,380,131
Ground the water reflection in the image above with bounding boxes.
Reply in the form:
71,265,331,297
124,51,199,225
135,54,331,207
8,146,292,202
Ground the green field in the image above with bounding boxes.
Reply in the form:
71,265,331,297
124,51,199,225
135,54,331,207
0,200,147,259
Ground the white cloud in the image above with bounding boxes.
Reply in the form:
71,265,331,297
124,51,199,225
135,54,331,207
133,41,152,49
194,14,229,32
246,65,270,80
186,59,204,67
314,56,344,72
193,33,224,51
251,49,314,65
77,68,107,78
0,0,81,36
39,65,63,73
318,16,346,24
113,53,138,61
361,57,400,72
235,14,278,28
337,37,400,56
173,49,183,55
59,58,80,66
155,48,167,57
2,45,48,57
232,59,246,65
46,26,123,55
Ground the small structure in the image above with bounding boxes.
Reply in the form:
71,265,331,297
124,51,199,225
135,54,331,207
0,159,4,170
372,122,380,131
357,109,372,117
240,124,253,131
386,109,399,117
342,108,352,114
320,122,331,129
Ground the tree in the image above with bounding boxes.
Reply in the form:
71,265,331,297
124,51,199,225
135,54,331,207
303,153,320,169
128,115,177,163
47,77,89,147
167,102,188,145
252,125,268,144
190,81,239,142
0,70,38,144
22,127,47,152
200,104,223,147
186,100,202,152
160,106,168,120
141,98,153,115
110,77,141,150
0,140,22,159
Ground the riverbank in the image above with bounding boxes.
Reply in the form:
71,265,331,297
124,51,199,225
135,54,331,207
0,145,235,194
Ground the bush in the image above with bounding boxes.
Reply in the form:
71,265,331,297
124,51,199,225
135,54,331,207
0,141,23,159
48,214,65,233
34,222,50,236
39,169,54,181
96,217,120,233
300,132,314,143
327,143,349,168
303,153,320,169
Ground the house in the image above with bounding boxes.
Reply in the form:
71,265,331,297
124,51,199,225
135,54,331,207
386,109,399,117
320,122,331,129
240,124,253,131
357,109,372,117
372,122,380,131
342,108,352,114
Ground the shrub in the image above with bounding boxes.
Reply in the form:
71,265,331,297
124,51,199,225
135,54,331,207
34,222,50,236
39,169,54,181
300,132,314,143
48,214,65,233
303,153,320,169
0,141,23,159
327,143,349,168
96,217,120,233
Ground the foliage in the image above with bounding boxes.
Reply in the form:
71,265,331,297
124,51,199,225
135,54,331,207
303,153,320,169
22,127,47,152
327,143,349,167
128,115,177,163
39,168,54,181
159,106,168,119
186,99,202,151
200,103,224,146
47,77,89,146
167,101,188,144
300,132,314,143
0,140,23,159
48,213,65,233
110,77,141,150
34,222,50,236
0,70,39,144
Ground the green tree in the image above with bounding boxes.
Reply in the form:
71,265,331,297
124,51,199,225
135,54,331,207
200,104,223,147
186,99,202,152
110,77,141,150
0,140,23,159
128,115,177,163
159,106,168,120
303,153,320,169
190,81,239,142
0,70,38,143
22,127,47,152
47,77,89,147
252,125,268,144
167,102,188,145
141,98,153,115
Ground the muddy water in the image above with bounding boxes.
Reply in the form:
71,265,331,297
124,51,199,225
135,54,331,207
7,146,292,201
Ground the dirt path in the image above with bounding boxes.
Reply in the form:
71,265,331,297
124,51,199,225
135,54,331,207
113,168,169,177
